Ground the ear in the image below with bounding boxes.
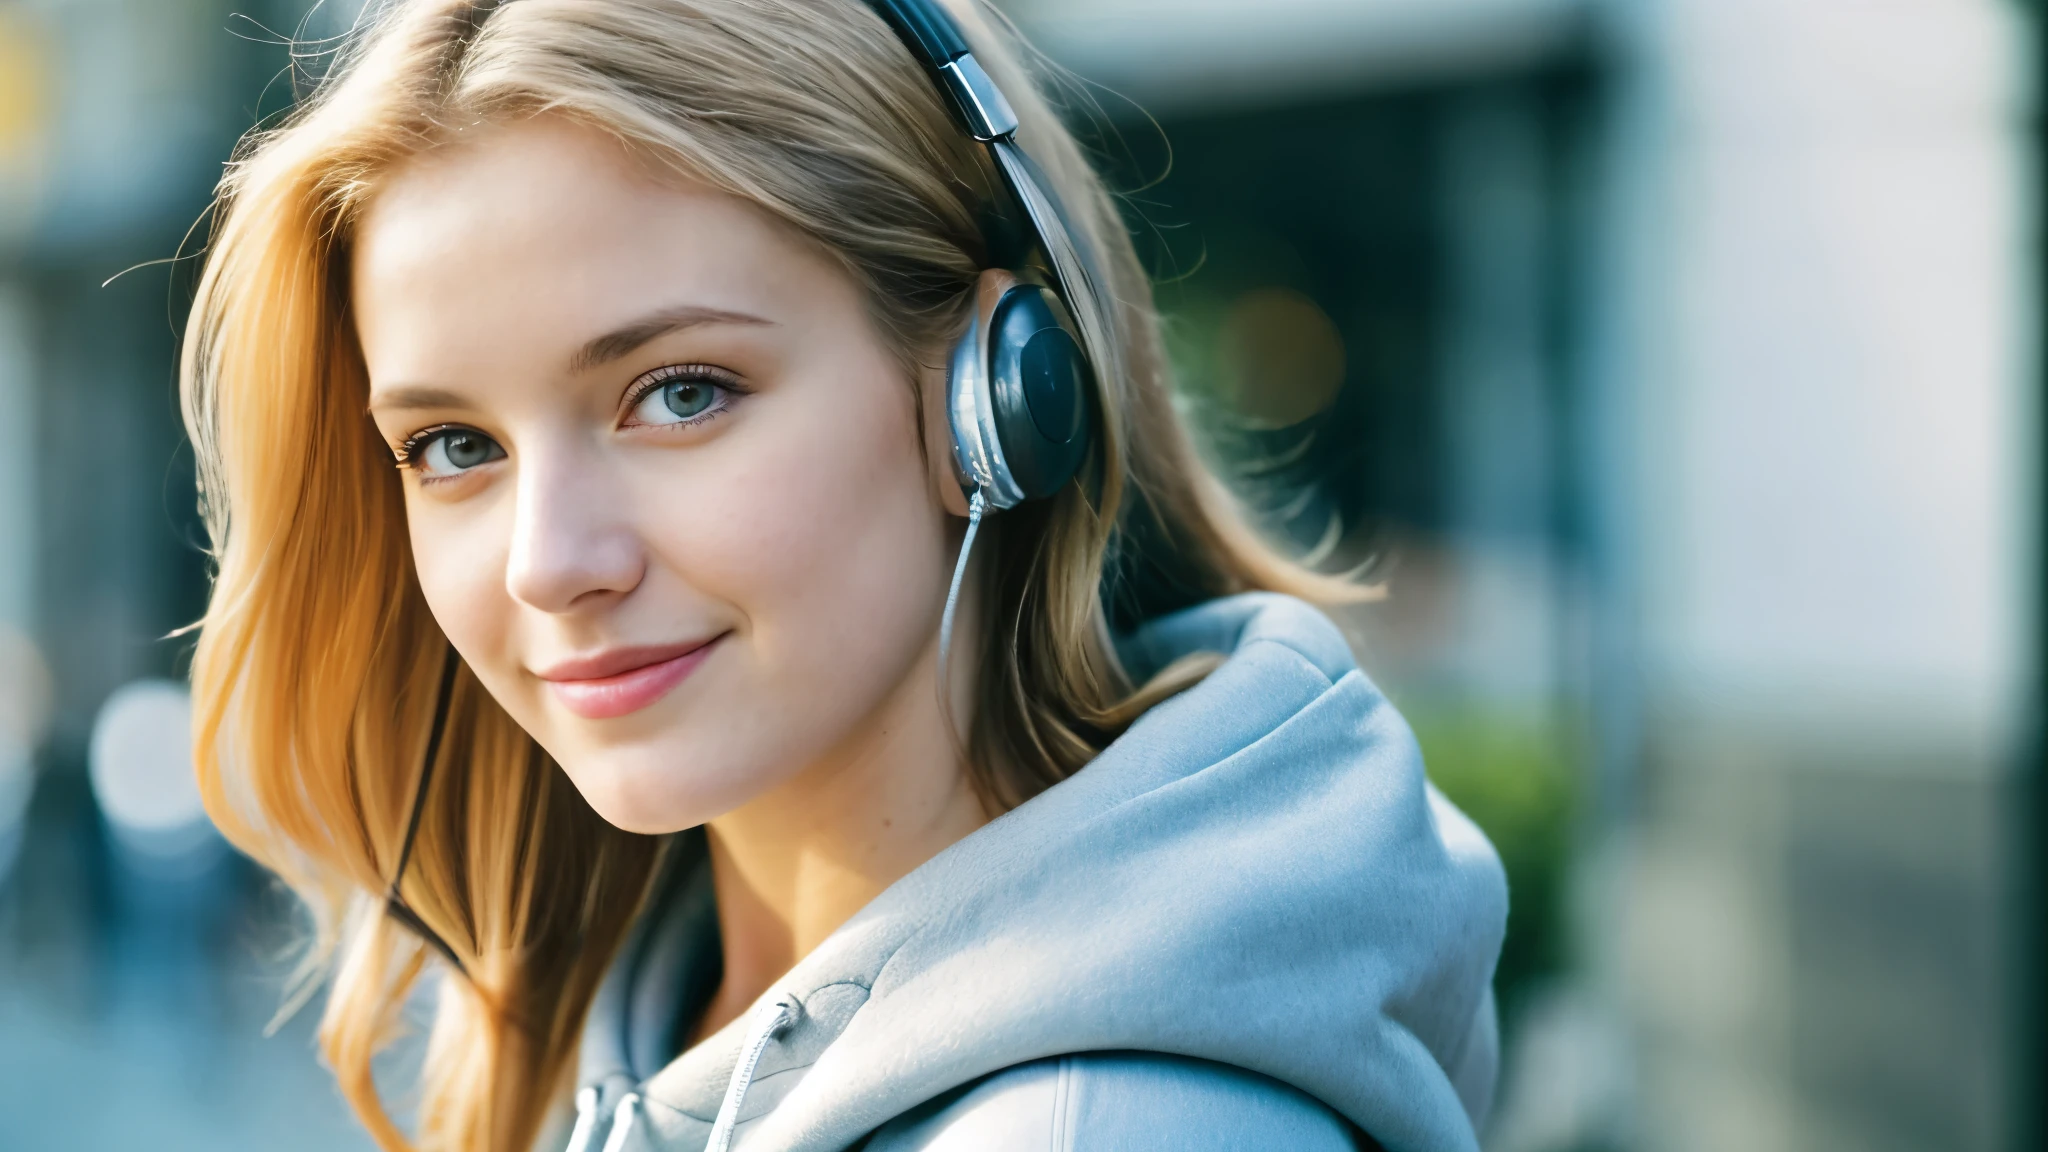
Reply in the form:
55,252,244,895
925,268,1020,518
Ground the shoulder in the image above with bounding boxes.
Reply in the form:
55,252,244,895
861,1051,1376,1152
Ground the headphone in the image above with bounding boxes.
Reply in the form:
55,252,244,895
386,0,1100,965
867,0,1100,512
863,0,1106,678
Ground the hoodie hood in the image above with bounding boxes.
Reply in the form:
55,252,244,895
572,593,1507,1152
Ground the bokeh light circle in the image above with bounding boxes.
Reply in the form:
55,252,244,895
1217,287,1347,429
89,679,209,858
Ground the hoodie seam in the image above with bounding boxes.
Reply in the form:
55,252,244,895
1236,635,1343,692
1053,1056,1076,1152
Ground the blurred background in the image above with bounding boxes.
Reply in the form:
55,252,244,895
0,0,2036,1149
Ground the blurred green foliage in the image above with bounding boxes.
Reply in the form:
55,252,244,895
1408,704,1580,1006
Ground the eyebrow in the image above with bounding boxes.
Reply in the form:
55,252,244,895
567,304,774,373
369,385,472,414
366,305,775,413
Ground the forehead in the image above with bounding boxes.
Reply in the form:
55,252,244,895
350,116,837,375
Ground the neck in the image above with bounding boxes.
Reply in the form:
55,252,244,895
689,635,987,1045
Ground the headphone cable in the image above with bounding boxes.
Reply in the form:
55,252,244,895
937,488,986,700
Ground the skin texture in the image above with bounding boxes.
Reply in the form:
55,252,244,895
354,116,989,1040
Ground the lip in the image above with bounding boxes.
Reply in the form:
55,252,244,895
535,634,727,720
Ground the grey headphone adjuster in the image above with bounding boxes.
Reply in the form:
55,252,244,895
939,54,1019,142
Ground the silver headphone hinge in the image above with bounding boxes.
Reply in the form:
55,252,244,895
939,54,1019,142
947,309,1026,511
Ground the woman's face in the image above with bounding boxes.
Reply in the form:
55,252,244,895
355,117,957,834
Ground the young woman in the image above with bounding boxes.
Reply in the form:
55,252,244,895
181,1,1506,1149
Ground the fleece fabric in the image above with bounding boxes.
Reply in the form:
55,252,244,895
569,593,1507,1151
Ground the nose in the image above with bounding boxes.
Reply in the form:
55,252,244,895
504,442,645,613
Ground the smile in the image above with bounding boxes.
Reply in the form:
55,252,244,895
536,634,727,720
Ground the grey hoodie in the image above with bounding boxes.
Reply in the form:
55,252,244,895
567,594,1507,1152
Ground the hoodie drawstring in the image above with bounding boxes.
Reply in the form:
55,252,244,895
704,996,799,1152
563,995,797,1152
565,1087,603,1152
600,1093,644,1152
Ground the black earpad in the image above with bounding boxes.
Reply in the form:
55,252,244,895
986,284,1093,500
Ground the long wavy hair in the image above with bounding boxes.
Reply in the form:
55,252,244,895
180,1,1353,1148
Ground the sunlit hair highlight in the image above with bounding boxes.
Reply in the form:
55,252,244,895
181,1,1360,1149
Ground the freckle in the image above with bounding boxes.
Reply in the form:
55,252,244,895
882,818,892,829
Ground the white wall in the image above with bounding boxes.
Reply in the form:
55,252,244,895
1586,5,2034,1150
1602,0,2033,751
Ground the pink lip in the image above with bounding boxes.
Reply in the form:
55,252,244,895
536,634,726,720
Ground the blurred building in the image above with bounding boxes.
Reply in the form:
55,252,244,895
1013,1,2035,1151
0,2,378,1148
1579,5,2031,1151
0,1,2037,1150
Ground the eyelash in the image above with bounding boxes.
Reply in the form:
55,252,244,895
390,364,747,477
393,424,465,473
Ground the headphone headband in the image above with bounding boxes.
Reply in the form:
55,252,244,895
867,0,970,64
866,0,1016,142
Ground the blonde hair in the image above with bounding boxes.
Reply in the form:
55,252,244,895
181,1,1353,1148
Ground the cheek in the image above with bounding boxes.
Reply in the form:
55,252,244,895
407,492,517,667
647,380,950,708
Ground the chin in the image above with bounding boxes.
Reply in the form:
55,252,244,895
556,744,752,835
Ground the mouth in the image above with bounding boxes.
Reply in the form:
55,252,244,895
535,633,728,721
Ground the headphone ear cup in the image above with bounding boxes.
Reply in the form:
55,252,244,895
983,284,1094,501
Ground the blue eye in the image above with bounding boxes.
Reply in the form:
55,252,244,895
627,368,735,428
405,428,505,479
662,381,718,420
